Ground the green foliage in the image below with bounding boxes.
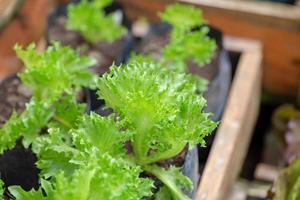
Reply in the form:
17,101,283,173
0,94,85,153
98,62,217,165
73,113,132,157
272,158,300,200
0,179,4,199
160,4,216,71
144,165,192,200
162,27,216,67
15,42,97,100
159,3,204,32
9,154,154,200
67,0,126,44
0,98,55,153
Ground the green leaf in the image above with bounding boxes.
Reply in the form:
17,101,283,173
97,62,217,165
144,165,192,200
156,186,173,200
159,3,205,32
34,128,79,179
272,158,300,200
9,179,53,200
73,112,132,157
51,95,86,130
15,42,97,100
0,98,55,152
9,154,154,200
9,186,46,200
162,27,216,68
0,179,4,199
67,0,126,43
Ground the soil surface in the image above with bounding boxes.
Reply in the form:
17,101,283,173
136,27,220,82
48,16,125,75
0,77,31,127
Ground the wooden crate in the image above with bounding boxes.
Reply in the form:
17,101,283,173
118,0,300,97
196,36,262,200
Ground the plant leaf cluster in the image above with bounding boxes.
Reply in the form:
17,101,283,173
0,5,217,199
271,158,300,200
67,0,126,44
15,43,97,100
97,62,217,199
0,43,95,152
131,4,216,92
159,3,216,69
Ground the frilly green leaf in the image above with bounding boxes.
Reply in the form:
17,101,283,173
67,0,126,43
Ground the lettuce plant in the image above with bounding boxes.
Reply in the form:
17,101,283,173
67,0,126,44
159,4,216,69
98,62,217,199
131,4,216,92
15,43,97,100
0,43,96,153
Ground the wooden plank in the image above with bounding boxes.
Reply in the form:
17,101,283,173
196,36,262,200
118,0,300,97
0,0,56,81
0,0,23,30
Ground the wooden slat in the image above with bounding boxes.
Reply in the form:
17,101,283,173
196,36,263,200
0,0,23,30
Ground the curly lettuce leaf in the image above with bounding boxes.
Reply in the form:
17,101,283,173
159,3,205,32
67,0,126,43
9,155,153,200
73,113,132,157
144,165,193,200
33,128,80,179
162,27,216,68
0,98,55,152
15,42,97,100
98,62,217,165
0,94,85,153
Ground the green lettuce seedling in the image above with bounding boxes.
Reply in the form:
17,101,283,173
15,43,97,100
0,43,96,153
67,0,126,44
98,62,217,199
159,3,216,69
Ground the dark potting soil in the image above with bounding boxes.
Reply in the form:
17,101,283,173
0,77,31,127
48,16,125,75
136,28,220,83
0,147,40,192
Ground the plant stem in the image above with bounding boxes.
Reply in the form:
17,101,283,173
139,143,186,165
143,165,190,200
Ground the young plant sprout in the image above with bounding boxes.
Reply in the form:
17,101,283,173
0,43,96,153
98,62,217,199
67,0,126,44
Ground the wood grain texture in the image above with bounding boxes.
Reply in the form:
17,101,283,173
118,0,300,97
196,36,263,200
0,0,56,81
